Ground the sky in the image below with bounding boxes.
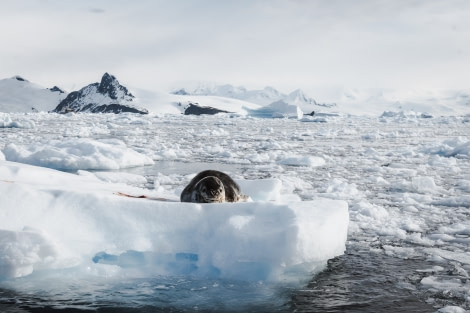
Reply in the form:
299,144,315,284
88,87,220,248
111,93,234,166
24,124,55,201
1,0,470,99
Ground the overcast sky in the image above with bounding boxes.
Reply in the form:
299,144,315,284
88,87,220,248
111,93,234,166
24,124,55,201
1,0,470,97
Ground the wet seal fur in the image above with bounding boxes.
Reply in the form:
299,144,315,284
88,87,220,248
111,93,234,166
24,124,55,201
180,170,248,203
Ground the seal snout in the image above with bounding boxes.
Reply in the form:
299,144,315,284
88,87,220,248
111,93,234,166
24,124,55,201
197,176,225,203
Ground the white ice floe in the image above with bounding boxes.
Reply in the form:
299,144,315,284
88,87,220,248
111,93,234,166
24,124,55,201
423,137,470,159
0,160,349,283
2,138,154,170
278,155,326,167
246,100,304,119
0,112,35,128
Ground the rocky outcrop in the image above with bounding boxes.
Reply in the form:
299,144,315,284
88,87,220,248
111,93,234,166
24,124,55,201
53,73,148,114
48,86,65,94
183,103,230,115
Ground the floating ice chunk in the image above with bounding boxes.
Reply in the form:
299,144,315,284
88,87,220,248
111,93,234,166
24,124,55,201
437,220,470,236
421,276,466,291
0,113,35,128
433,196,470,208
0,113,13,127
404,232,434,246
423,137,470,159
456,180,470,192
437,306,468,313
278,155,325,167
0,227,57,279
362,131,381,140
424,248,470,265
324,178,361,200
351,201,389,220
384,165,418,177
2,138,154,170
428,155,457,167
383,245,420,259
247,100,303,119
0,151,4,161
411,176,437,194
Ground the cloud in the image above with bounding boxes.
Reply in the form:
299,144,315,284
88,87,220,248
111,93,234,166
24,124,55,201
1,0,470,94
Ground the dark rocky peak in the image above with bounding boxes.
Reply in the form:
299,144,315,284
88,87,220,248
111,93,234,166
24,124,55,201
172,88,190,95
12,75,28,82
52,73,147,114
49,86,65,94
183,103,231,115
97,73,134,100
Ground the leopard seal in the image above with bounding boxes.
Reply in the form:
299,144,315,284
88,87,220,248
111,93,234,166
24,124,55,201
180,170,248,203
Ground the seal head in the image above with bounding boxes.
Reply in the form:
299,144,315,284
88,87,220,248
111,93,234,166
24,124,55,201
180,170,248,203
193,176,225,203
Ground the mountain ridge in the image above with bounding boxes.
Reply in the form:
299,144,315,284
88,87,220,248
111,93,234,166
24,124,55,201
1,74,469,117
171,83,328,108
53,73,148,114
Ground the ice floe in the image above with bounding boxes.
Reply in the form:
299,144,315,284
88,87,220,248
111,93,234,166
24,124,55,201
0,160,348,283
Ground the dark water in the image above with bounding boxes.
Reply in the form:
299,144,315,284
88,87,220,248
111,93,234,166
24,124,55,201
0,247,435,313
291,247,435,313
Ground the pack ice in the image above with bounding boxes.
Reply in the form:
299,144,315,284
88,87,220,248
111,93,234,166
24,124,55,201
0,160,348,283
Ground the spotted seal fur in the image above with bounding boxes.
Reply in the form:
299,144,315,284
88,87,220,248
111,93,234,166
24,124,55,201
180,170,248,203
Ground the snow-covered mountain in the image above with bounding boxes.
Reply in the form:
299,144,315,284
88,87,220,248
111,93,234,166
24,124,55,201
53,73,149,114
1,74,469,117
173,84,282,106
332,87,470,116
171,83,335,114
0,76,67,113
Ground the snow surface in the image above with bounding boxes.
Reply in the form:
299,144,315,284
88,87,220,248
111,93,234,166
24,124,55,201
0,77,67,113
1,111,470,311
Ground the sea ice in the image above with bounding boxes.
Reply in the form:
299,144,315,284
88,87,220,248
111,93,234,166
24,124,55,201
411,176,438,194
278,155,326,167
0,112,469,311
0,112,34,128
2,138,154,170
423,137,470,158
